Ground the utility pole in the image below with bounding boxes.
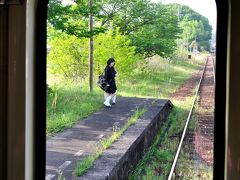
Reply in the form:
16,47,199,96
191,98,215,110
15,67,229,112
194,35,197,55
89,0,93,92
177,5,182,48
177,5,180,47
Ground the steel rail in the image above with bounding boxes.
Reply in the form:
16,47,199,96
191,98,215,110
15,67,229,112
167,57,209,180
212,56,216,84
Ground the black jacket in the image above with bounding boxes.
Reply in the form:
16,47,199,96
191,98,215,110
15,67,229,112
104,66,117,94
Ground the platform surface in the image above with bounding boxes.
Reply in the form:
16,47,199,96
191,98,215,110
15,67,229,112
46,97,171,180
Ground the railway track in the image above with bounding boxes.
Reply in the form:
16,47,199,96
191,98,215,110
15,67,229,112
168,56,215,179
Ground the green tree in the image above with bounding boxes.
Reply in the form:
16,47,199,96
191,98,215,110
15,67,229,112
47,26,140,83
167,4,212,51
47,28,89,83
48,0,106,91
48,0,106,38
129,4,180,57
94,28,141,76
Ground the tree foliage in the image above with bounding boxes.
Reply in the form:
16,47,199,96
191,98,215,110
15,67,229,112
129,4,180,57
48,0,106,38
47,25,140,83
166,4,212,51
47,0,213,86
94,28,141,75
48,0,181,57
47,27,89,83
98,0,180,57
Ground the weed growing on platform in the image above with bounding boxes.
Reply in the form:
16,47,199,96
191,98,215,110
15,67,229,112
129,97,195,179
74,108,146,177
73,151,102,177
101,108,146,149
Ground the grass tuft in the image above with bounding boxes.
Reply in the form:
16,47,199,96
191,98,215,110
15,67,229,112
74,108,146,177
47,86,103,136
129,97,195,179
47,56,203,136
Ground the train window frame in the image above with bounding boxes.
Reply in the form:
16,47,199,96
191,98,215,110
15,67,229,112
0,6,8,180
36,0,228,179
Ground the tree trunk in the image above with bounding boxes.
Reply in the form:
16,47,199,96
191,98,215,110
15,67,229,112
89,0,93,92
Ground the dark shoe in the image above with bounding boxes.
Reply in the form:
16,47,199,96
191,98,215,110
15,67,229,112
105,105,111,108
112,102,116,105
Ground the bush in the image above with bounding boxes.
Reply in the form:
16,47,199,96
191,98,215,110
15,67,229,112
94,28,142,78
47,27,142,85
47,32,89,84
171,48,189,61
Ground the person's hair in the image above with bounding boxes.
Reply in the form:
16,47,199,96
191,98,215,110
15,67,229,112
107,58,115,66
